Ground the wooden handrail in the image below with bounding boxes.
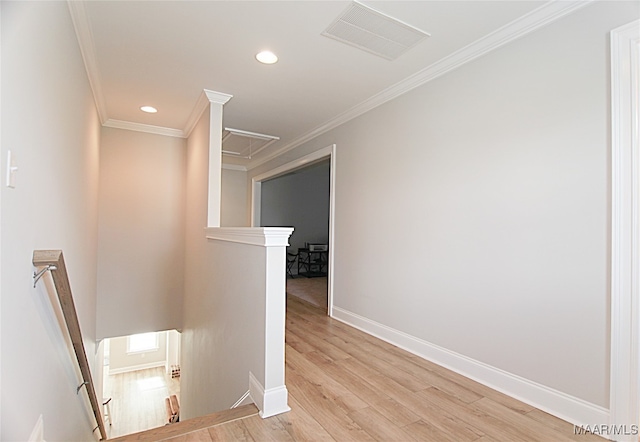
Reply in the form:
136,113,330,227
33,250,107,441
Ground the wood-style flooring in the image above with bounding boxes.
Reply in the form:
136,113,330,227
286,276,327,310
104,366,180,439
158,295,605,442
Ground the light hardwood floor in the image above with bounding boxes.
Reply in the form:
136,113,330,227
286,276,327,310
159,296,605,442
104,366,180,438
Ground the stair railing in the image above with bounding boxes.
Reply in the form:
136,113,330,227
33,250,107,440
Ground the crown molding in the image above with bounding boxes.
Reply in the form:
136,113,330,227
246,0,594,170
70,0,592,167
102,90,234,139
204,89,233,105
103,119,185,138
67,0,108,124
180,91,210,139
182,89,234,138
67,3,234,140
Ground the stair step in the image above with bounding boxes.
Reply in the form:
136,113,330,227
108,404,259,441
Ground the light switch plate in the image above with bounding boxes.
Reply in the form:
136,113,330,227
6,150,17,188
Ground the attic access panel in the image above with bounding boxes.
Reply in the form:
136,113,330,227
222,128,280,159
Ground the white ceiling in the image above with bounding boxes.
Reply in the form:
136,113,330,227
72,0,589,169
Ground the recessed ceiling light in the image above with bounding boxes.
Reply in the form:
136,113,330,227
140,106,157,113
256,51,278,64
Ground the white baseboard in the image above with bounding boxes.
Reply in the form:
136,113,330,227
331,306,609,428
108,361,166,375
249,372,291,419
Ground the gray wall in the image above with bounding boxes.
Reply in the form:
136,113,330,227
96,129,246,341
221,168,249,227
260,160,330,254
1,2,101,439
180,109,211,420
97,127,186,339
249,1,639,410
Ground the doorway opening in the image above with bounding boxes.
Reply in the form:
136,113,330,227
251,145,336,316
101,329,181,438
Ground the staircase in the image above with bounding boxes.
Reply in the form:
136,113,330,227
33,250,108,440
108,403,259,441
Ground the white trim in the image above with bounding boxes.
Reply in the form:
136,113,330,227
0,4,3,436
205,227,293,247
27,415,45,442
96,90,235,141
327,147,336,317
246,0,593,170
332,306,609,428
103,119,185,138
204,89,233,106
222,163,248,172
231,390,251,409
252,146,335,184
249,372,290,419
183,90,213,138
69,0,591,163
107,360,166,375
251,145,336,315
183,89,234,139
69,0,592,163
67,0,108,124
207,97,224,227
609,19,640,442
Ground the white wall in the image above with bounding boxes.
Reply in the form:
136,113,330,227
108,332,167,374
221,168,248,227
249,0,639,416
260,160,330,253
97,127,185,339
1,2,101,440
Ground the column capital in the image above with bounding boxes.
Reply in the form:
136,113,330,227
204,89,233,105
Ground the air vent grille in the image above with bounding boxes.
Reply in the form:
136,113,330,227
322,2,430,60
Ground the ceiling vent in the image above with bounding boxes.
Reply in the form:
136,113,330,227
322,1,430,61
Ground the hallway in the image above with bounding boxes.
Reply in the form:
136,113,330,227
156,295,605,441
286,276,327,310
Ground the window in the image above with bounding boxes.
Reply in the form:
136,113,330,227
127,332,159,353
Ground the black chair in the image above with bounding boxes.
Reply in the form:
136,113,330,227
286,252,298,278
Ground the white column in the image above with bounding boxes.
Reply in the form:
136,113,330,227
205,90,232,228
259,242,291,418
609,20,640,441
